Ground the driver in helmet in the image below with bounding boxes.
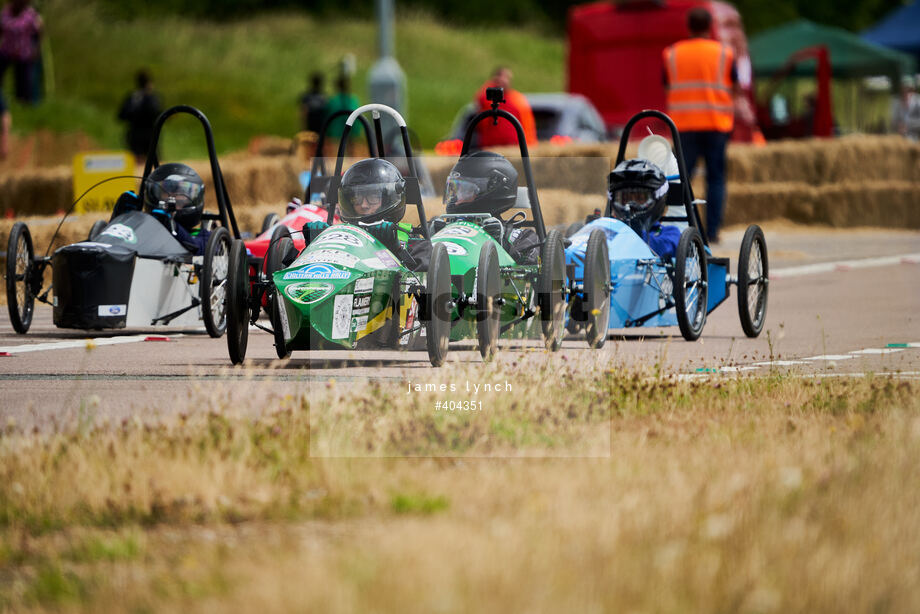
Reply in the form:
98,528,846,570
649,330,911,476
333,158,431,271
143,162,212,255
442,151,540,265
608,158,680,258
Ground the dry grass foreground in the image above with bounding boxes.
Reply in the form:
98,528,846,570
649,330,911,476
1,356,919,612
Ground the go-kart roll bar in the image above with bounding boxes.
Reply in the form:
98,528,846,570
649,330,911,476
613,109,708,245
139,105,241,240
307,110,376,194
459,105,547,242
329,104,430,239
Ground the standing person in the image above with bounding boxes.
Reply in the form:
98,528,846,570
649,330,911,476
0,90,10,160
299,71,327,134
663,7,743,243
892,76,920,141
474,66,537,148
117,69,162,164
0,0,43,105
324,73,363,153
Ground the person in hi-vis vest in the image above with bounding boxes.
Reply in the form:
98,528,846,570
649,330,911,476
663,7,746,243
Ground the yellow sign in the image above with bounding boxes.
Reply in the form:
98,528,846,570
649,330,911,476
73,151,136,214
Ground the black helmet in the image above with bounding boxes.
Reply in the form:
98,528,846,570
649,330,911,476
444,151,517,216
607,158,668,231
338,158,406,224
144,163,206,230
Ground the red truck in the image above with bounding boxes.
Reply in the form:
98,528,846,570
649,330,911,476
567,0,761,142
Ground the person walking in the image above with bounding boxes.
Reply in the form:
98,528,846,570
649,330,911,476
299,71,327,134
663,7,742,243
324,73,363,154
0,0,43,105
117,69,162,164
474,66,537,148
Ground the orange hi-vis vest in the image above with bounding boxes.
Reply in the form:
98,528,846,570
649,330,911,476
664,38,735,133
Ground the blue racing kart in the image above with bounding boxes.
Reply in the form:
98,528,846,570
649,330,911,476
565,110,769,347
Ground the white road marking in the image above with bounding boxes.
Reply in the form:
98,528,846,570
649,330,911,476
849,348,905,355
752,360,808,367
803,354,855,361
771,253,920,279
0,334,184,355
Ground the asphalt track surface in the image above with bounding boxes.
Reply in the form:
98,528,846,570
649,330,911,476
1,226,918,428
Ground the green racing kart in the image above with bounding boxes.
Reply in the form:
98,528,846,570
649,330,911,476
224,104,452,366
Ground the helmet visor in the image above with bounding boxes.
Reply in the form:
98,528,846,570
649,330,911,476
339,182,401,219
443,175,492,206
149,174,203,210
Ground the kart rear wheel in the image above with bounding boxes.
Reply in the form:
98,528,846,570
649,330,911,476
226,239,250,365
737,224,769,338
583,228,610,349
538,229,566,351
201,226,231,338
266,235,294,359
88,220,107,241
261,213,280,235
565,221,584,238
674,227,708,342
6,222,35,334
475,241,501,360
425,242,451,367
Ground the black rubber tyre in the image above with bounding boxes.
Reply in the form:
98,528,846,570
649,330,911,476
565,221,584,237
201,226,231,338
88,220,107,241
737,224,769,338
266,235,294,359
583,228,610,349
475,241,501,360
263,225,292,316
226,239,250,365
538,228,566,351
674,227,708,342
6,221,35,334
261,212,280,235
425,242,451,367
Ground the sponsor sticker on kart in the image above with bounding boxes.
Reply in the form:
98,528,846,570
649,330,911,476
351,315,368,333
332,294,353,339
279,300,292,340
375,250,399,268
352,294,371,313
313,230,363,248
443,242,467,256
298,249,360,269
100,224,137,244
284,281,335,305
283,263,351,281
354,277,374,293
97,304,126,317
439,225,477,238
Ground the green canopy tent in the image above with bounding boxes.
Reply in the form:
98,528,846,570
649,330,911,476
750,19,916,81
750,19,917,137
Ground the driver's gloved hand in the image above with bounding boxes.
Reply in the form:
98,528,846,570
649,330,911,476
429,217,447,235
481,216,504,243
150,208,172,230
303,221,329,246
363,221,400,253
111,191,141,220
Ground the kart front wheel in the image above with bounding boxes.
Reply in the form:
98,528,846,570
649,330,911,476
674,227,708,341
226,239,250,365
538,229,566,351
583,228,610,349
88,220,107,241
263,224,292,317
201,226,231,338
425,242,451,367
266,233,294,359
6,222,35,334
475,241,501,361
737,224,769,338
261,213,280,235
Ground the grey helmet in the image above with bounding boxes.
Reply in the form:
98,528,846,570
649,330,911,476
338,158,407,224
444,151,518,216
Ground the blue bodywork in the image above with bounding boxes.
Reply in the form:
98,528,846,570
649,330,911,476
565,217,728,330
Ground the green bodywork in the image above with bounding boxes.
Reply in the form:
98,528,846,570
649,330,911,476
430,219,540,341
273,224,426,351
